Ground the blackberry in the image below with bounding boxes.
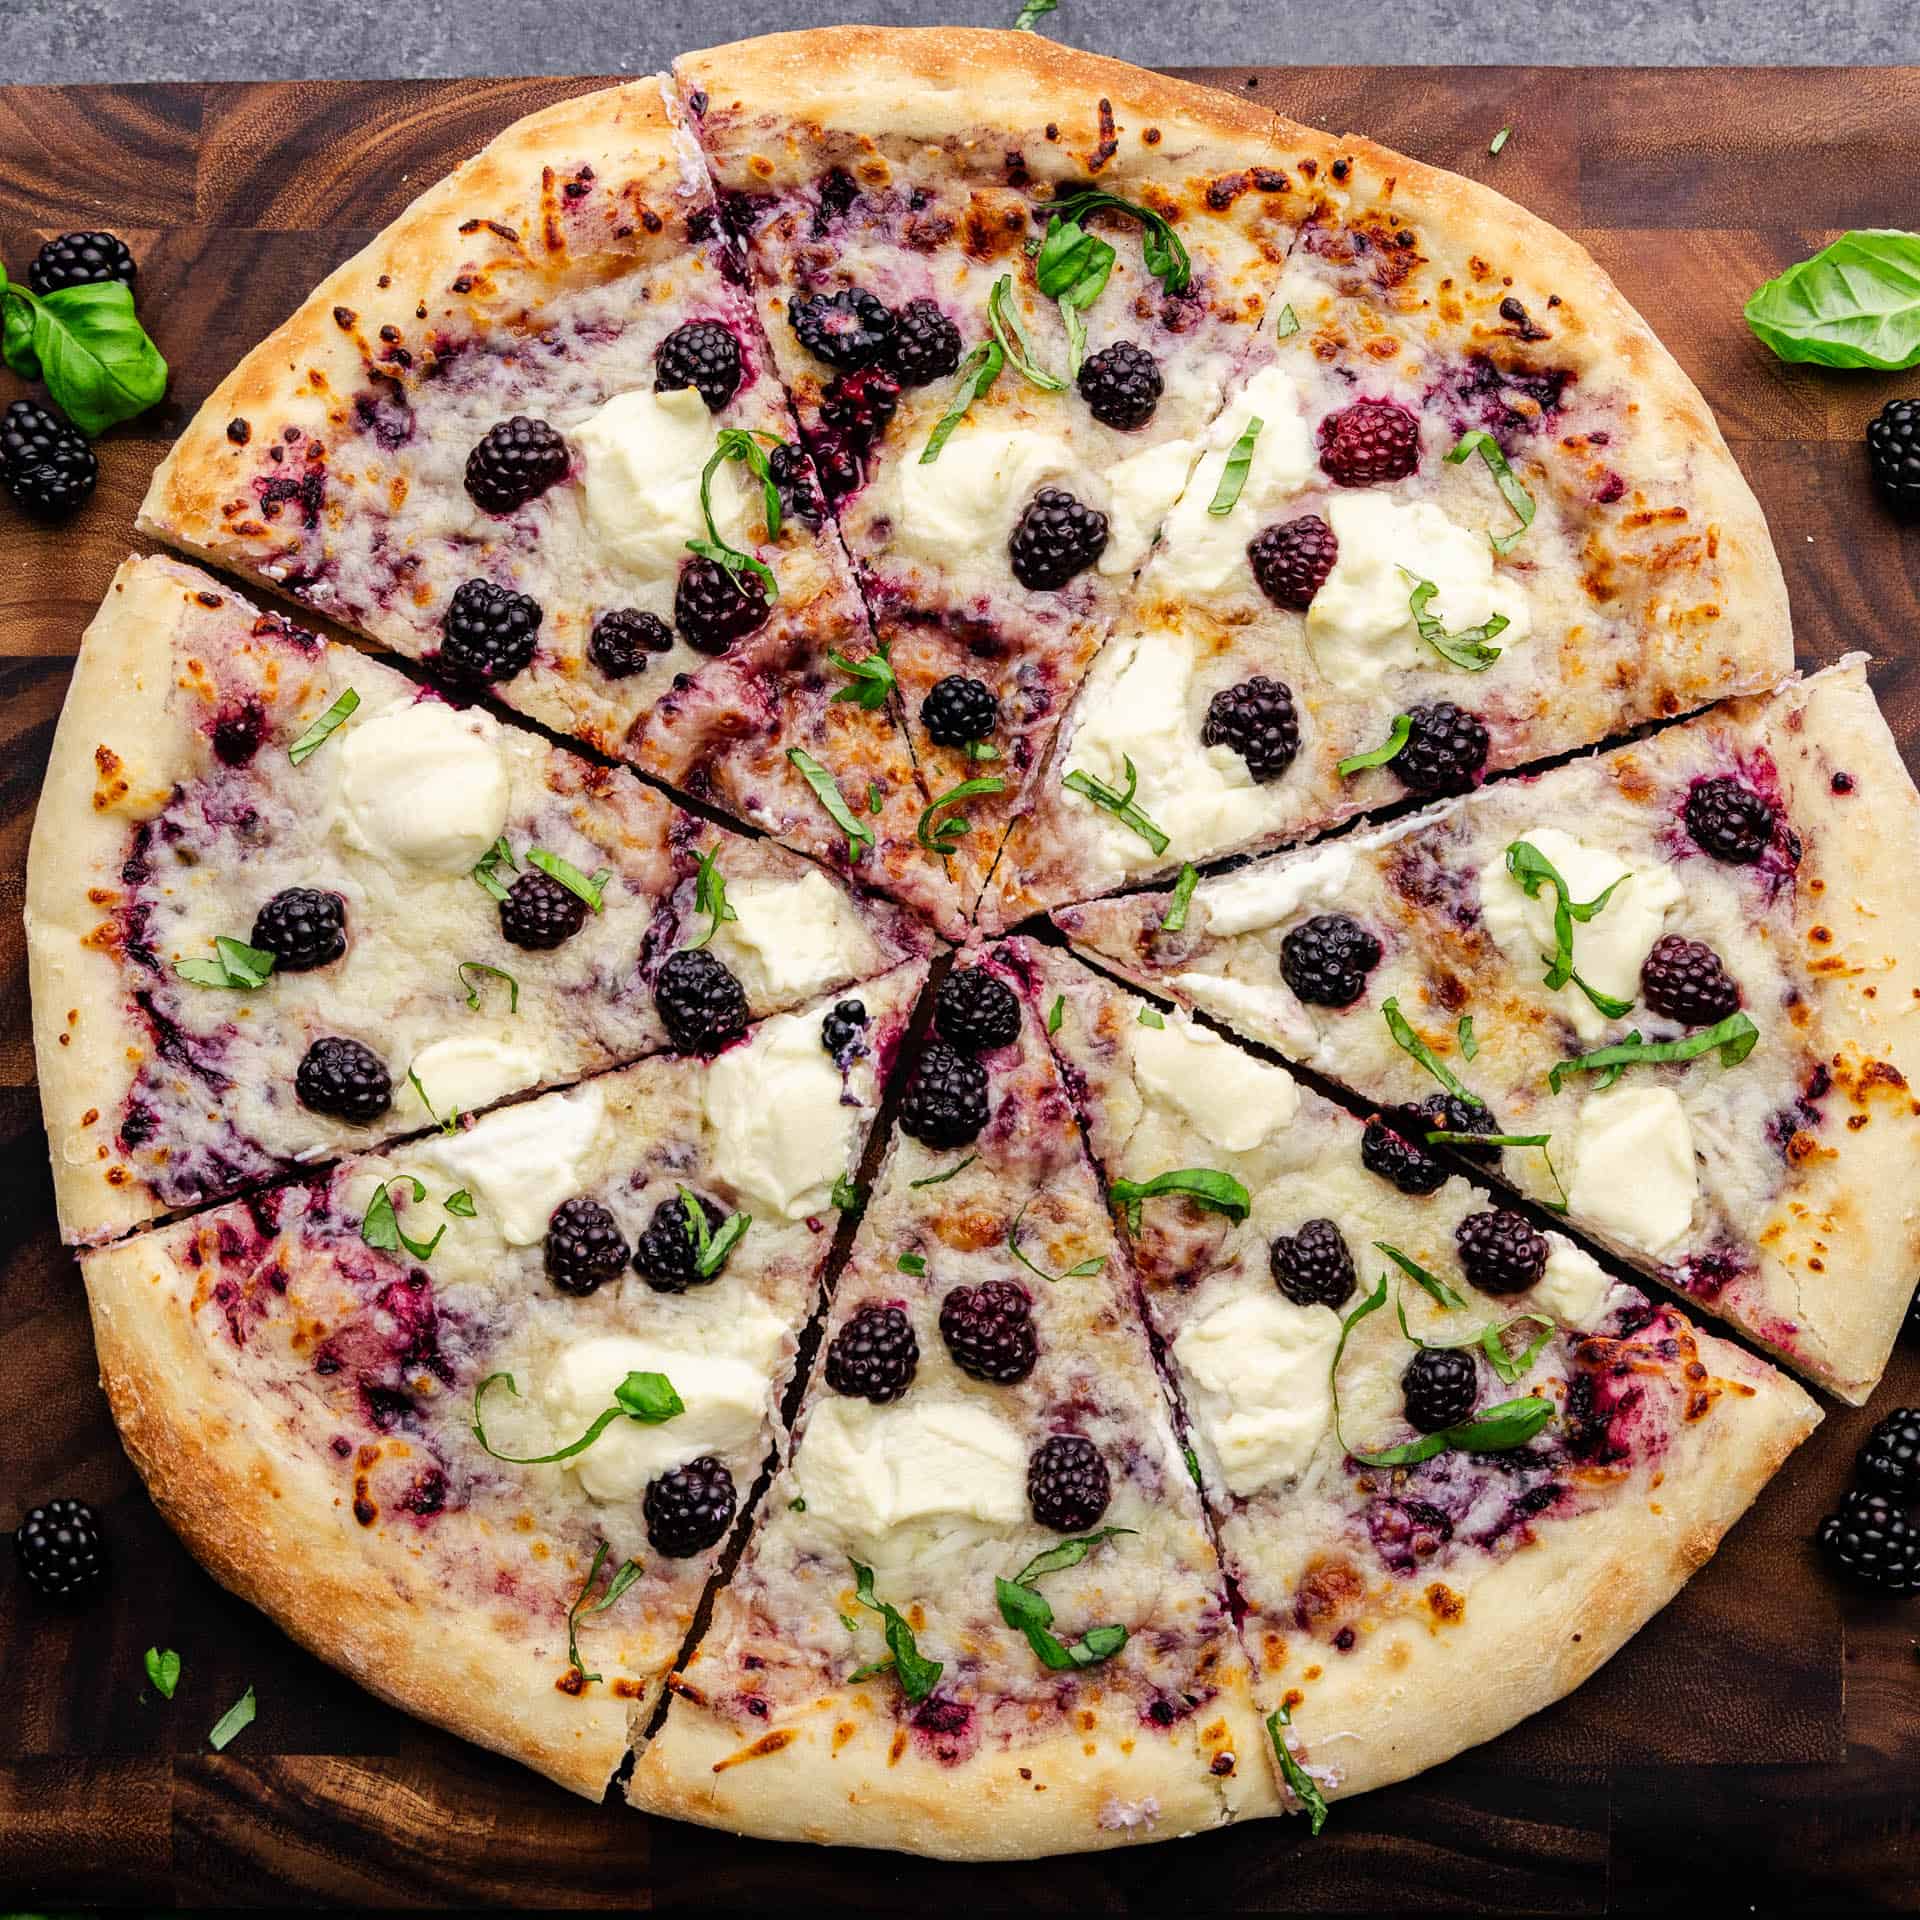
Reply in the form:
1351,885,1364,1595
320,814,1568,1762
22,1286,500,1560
1077,341,1163,430
294,1036,391,1123
768,441,826,526
633,1192,728,1291
1279,913,1381,1009
1028,1434,1111,1533
1269,1217,1357,1310
939,1280,1038,1384
921,675,999,749
821,998,869,1064
1317,398,1422,487
439,578,542,683
1396,702,1490,797
13,1498,105,1600
1,399,98,521
820,368,901,452
464,416,569,515
1201,675,1300,782
898,1042,990,1149
499,869,589,950
1455,1209,1549,1296
933,966,1021,1054
1684,776,1775,865
1402,1348,1479,1433
1866,396,1920,515
1640,934,1740,1027
1859,1408,1920,1497
653,319,743,412
788,287,895,370
826,1302,919,1402
1248,514,1338,611
588,607,673,679
887,298,963,385
544,1196,628,1295
28,230,136,295
653,948,749,1055
1009,486,1109,590
1817,1488,1920,1593
644,1455,737,1558
250,886,347,972
1362,1093,1501,1197
673,555,770,654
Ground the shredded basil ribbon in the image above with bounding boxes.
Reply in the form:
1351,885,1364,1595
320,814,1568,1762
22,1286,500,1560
361,1176,444,1261
1108,1167,1250,1237
1208,416,1263,515
1396,1292,1556,1387
1062,754,1169,855
919,774,1007,856
921,341,1004,462
471,834,518,902
1268,1701,1329,1834
1381,997,1484,1107
406,1068,460,1137
1273,304,1301,339
788,747,874,860
1547,1010,1759,1093
995,1528,1133,1671
471,1367,684,1465
458,959,519,1014
987,274,1064,392
1401,569,1510,671
1376,1240,1468,1311
1337,713,1412,778
207,1685,255,1753
850,1560,943,1701
828,641,895,711
1008,1197,1105,1283
173,935,276,992
1013,0,1058,29
686,847,736,951
567,1540,644,1683
1446,428,1536,554
1160,864,1200,932
909,1155,977,1190
527,847,611,914
1457,1013,1478,1061
287,688,360,765
1136,1006,1165,1028
897,1251,927,1275
1503,839,1633,1017
1047,994,1065,1034
682,1187,750,1279
1488,126,1512,156
688,427,783,596
1043,187,1192,296
145,1647,181,1699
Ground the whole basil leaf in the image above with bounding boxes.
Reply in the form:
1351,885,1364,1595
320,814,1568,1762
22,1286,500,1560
3,287,40,380
1745,230,1920,371
29,282,169,436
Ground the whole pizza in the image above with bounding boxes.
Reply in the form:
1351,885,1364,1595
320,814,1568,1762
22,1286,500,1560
19,27,1920,1861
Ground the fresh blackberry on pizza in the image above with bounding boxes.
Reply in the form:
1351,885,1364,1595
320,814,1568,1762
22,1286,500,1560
630,948,1273,1855
28,555,928,1246
133,79,960,931
1027,947,1816,1814
1055,656,1920,1406
80,966,925,1797
986,131,1788,926
678,29,1336,910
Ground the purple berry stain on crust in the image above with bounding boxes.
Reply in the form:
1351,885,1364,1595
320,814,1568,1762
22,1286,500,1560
1437,354,1572,444
910,1692,976,1766
211,699,266,766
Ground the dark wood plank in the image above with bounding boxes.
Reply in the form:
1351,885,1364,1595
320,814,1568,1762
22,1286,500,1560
1,66,1917,1909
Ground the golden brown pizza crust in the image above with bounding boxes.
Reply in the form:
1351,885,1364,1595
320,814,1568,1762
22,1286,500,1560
1281,1325,1817,1802
83,1228,638,1799
138,78,699,572
629,1650,1274,1859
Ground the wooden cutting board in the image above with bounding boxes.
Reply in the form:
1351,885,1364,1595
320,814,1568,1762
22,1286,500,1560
2,66,1918,1910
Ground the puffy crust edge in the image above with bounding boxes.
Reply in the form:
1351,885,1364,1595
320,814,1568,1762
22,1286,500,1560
81,1225,636,1800
1285,1324,1818,1801
627,1638,1277,1859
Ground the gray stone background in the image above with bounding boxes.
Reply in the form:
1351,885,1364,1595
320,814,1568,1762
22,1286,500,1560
3,0,1918,81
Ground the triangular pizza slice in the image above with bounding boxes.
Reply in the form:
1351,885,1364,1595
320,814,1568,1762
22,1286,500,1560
1027,945,1817,1813
630,945,1275,1857
677,29,1336,911
133,79,960,930
28,555,930,1245
1056,655,1920,1404
987,131,1792,925
80,961,926,1799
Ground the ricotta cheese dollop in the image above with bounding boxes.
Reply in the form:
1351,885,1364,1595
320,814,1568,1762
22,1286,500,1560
709,869,868,1004
401,1034,543,1124
893,424,1075,570
334,700,511,876
1173,1292,1341,1495
1568,1084,1699,1258
423,1082,605,1246
1197,844,1356,938
705,1006,859,1219
1132,1010,1300,1151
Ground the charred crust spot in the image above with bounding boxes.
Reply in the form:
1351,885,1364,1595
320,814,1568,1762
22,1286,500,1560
456,218,520,243
226,417,251,445
331,305,356,330
554,1668,586,1696
1254,166,1289,192
1425,1583,1464,1625
1089,98,1119,172
1331,157,1350,180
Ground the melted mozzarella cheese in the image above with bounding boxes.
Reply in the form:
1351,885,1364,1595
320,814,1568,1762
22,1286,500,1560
705,1005,858,1219
1476,826,1683,1042
1173,1292,1340,1494
575,386,751,580
1568,1085,1699,1257
334,700,510,876
1131,1010,1300,1150
1306,491,1529,690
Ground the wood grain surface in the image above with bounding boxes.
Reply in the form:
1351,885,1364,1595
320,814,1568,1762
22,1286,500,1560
2,65,1919,1911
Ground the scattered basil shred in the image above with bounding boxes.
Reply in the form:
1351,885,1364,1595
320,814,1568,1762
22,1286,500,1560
1402,569,1510,671
173,936,276,992
918,774,1007,857
145,1647,181,1700
471,1367,684,1465
1267,1701,1329,1834
851,1561,943,1702
458,960,519,1014
921,341,1004,463
1208,416,1263,514
1062,754,1169,855
1547,1011,1760,1093
1337,712,1412,777
788,747,875,860
1446,428,1536,554
1108,1167,1250,1236
208,1685,255,1753
287,688,360,765
1008,1198,1105,1284
361,1176,445,1261
566,1540,644,1684
1160,863,1200,932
